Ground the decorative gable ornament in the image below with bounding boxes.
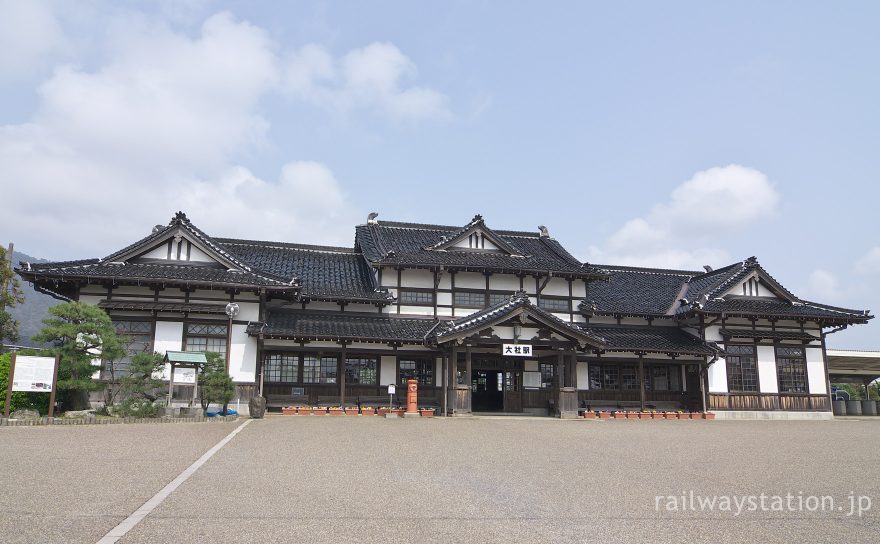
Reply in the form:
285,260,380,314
424,214,525,256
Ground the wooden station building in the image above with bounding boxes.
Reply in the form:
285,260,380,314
16,212,873,418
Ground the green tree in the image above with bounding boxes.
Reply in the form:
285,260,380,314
0,245,25,345
119,352,165,403
31,302,122,411
198,351,235,414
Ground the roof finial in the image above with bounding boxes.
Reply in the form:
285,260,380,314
538,225,550,238
703,265,713,272
367,212,379,225
172,211,189,224
471,214,483,224
745,256,758,266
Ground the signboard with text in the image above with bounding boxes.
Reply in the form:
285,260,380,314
502,344,533,357
173,367,197,384
11,356,57,392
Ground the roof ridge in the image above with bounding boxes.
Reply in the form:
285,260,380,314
371,219,540,238
216,238,357,254
591,263,698,276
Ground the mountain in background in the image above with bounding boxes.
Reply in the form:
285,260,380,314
8,250,61,347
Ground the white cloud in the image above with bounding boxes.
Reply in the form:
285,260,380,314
0,0,66,78
806,269,842,301
854,247,880,275
587,164,780,269
283,42,451,121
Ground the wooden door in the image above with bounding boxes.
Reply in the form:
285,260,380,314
503,370,523,412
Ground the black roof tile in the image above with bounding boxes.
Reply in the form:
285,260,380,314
249,310,436,344
583,265,694,316
576,324,719,356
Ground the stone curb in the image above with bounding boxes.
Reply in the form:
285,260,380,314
0,415,240,427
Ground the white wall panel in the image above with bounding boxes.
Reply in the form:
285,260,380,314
757,346,778,393
806,347,827,395
380,356,396,386
708,358,728,392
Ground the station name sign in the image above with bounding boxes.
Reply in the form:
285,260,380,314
502,344,533,357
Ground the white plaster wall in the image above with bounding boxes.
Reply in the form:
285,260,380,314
489,275,520,292
380,356,396,386
401,269,434,288
707,358,728,393
551,312,570,321
399,305,434,316
455,272,485,289
154,321,183,354
228,324,256,382
79,294,103,306
543,278,569,296
436,292,452,306
437,273,452,290
806,347,827,394
141,243,169,260
435,358,443,386
573,280,587,300
577,362,589,390
436,307,453,317
232,301,260,322
453,308,478,318
380,267,397,287
704,326,723,342
587,316,617,325
757,345,778,393
109,286,154,296
188,244,214,262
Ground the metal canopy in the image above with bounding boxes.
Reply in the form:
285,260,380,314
163,351,207,364
827,349,880,383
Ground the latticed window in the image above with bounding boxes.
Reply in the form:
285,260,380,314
488,292,512,306
621,366,638,390
107,320,153,377
184,323,227,356
264,354,299,383
602,366,620,390
588,365,602,389
539,363,555,388
538,298,570,312
398,290,433,305
303,356,337,384
346,357,377,385
651,365,680,391
454,291,485,308
776,346,807,393
399,359,434,386
726,345,758,392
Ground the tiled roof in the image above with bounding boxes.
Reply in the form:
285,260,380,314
676,257,798,314
583,265,694,316
577,324,719,356
718,328,820,341
434,291,605,347
698,298,871,322
355,218,606,278
97,300,228,314
248,310,437,344
18,261,292,289
217,238,392,303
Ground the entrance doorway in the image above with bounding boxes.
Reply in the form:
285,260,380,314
471,370,504,411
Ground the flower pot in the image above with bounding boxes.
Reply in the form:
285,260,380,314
584,411,596,419
703,412,716,420
281,407,296,416
344,408,359,416
328,408,344,416
638,412,651,420
679,413,692,420
312,407,327,416
360,408,375,416
626,412,639,419
419,409,435,417
613,412,626,419
597,411,610,419
389,409,404,417
295,406,311,415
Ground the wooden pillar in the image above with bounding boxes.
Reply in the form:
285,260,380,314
339,343,347,408
441,351,448,416
3,351,16,418
167,362,175,407
465,344,472,386
450,343,458,412
557,350,565,388
569,350,578,389
637,354,645,411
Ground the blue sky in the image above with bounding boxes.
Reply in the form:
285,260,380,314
1,1,878,347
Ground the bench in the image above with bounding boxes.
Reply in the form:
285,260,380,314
265,394,309,409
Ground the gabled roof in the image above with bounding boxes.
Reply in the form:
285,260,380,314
247,310,437,344
425,214,525,256
216,239,393,303
432,291,605,348
582,265,695,317
677,256,797,310
355,217,607,278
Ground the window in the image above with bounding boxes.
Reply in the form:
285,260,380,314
621,366,638,390
726,345,758,392
107,320,153,377
398,290,433,305
538,297,570,313
185,322,227,356
488,292,512,306
651,365,680,391
454,291,485,308
264,354,299,383
602,366,620,390
303,356,337,384
777,346,807,393
588,365,602,389
346,357,377,385
399,359,434,386
539,363,555,388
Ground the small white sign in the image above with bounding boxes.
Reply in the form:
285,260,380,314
387,384,396,395
502,344,533,357
173,367,196,384
12,356,56,392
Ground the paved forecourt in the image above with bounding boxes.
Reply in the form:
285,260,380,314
2,417,879,543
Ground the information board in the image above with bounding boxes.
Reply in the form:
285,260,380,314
11,356,57,392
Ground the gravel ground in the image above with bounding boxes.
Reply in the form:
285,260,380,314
2,417,878,543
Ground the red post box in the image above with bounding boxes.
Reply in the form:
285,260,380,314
406,378,418,413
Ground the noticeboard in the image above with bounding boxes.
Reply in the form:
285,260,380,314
11,356,57,392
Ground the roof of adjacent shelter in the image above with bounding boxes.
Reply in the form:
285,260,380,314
355,215,607,278
163,351,207,364
248,310,437,344
216,239,392,303
826,350,880,381
577,324,719,356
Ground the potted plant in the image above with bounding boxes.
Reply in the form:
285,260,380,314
626,411,639,419
360,406,375,416
312,406,327,416
584,410,597,419
328,406,344,416
638,411,651,420
613,411,626,419
281,406,296,416
419,408,435,417
702,412,716,420
295,405,311,415
389,408,404,417
378,406,392,416
679,411,691,420
344,406,359,416
597,410,610,419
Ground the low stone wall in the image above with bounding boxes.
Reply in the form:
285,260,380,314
0,415,239,427
713,410,834,421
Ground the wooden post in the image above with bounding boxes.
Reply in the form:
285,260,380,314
3,351,16,418
465,344,472,387
339,342,347,408
167,362,175,407
225,316,233,373
569,350,578,389
637,354,646,412
441,351,448,416
47,354,60,418
192,365,198,408
557,350,565,388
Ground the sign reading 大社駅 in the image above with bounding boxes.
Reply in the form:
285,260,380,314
502,344,533,357
11,356,57,392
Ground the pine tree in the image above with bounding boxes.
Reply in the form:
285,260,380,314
0,244,25,345
198,351,235,414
